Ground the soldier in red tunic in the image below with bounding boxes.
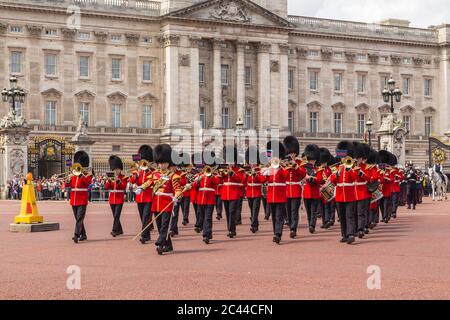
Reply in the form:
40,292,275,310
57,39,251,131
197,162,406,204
391,157,403,219
105,155,128,237
262,141,290,244
68,151,93,244
330,141,359,244
245,146,265,234
170,152,191,236
283,136,306,239
130,145,153,244
302,144,323,234
318,148,334,229
367,150,382,229
378,150,394,223
220,145,245,239
151,144,183,255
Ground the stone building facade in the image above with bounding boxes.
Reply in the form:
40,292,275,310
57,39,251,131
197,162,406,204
0,0,449,168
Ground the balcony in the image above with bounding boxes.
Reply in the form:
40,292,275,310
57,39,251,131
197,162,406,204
0,0,161,17
288,16,439,44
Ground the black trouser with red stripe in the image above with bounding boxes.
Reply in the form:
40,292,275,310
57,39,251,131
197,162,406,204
380,196,392,220
336,202,356,238
198,205,215,239
215,195,223,218
137,202,152,241
223,200,239,234
269,203,286,238
155,212,172,249
356,199,370,232
110,204,123,235
248,197,262,230
286,198,301,231
304,198,319,228
72,205,87,238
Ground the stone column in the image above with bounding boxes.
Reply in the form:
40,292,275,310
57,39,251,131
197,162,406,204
236,40,246,124
0,116,30,200
190,36,201,129
162,34,180,130
212,39,222,128
279,43,289,134
94,31,108,127
257,42,271,129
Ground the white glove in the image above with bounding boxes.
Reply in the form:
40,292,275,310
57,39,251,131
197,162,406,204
185,183,192,191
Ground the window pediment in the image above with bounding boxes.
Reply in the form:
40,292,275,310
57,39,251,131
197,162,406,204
307,100,323,112
107,91,128,101
74,90,96,100
378,104,391,114
422,106,436,115
41,88,62,98
332,102,346,112
355,103,370,112
137,93,158,103
400,105,415,114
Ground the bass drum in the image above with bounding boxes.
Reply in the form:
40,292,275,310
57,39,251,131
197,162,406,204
371,189,383,204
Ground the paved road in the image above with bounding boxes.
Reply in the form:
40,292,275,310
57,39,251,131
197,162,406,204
0,198,449,300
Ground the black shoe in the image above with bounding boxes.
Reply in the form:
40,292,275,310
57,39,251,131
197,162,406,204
203,237,210,245
358,231,365,239
392,214,397,219
347,236,355,245
139,238,148,244
169,230,176,237
330,221,335,226
380,218,386,223
163,246,173,253
325,221,333,229
111,232,117,238
385,218,389,224
413,206,416,210
290,230,297,239
156,246,164,255
369,223,376,229
317,214,322,219
273,236,281,244
216,215,222,221
182,221,188,226
149,225,154,231
229,232,236,239
72,236,79,244
364,228,370,234
250,227,258,234
407,206,411,210
340,237,348,243
264,215,270,221
194,227,201,234
79,235,87,242
309,226,315,234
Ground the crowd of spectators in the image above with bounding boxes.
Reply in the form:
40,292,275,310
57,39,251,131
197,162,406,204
5,174,136,202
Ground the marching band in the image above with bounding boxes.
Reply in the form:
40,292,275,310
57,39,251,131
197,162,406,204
66,137,425,255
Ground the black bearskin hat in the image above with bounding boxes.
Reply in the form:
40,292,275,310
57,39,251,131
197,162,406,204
283,136,300,157
246,146,260,165
74,151,90,168
378,150,391,165
336,141,355,159
109,155,123,171
367,149,379,165
355,143,371,160
266,140,286,160
389,152,398,166
319,148,332,166
154,144,173,164
138,145,153,162
304,144,320,161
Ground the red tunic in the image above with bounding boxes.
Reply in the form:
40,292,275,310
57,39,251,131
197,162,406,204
320,166,333,203
69,175,93,206
105,175,128,205
245,173,266,199
130,170,153,204
193,175,221,206
330,165,358,203
220,167,245,201
303,164,323,199
286,164,306,199
151,170,182,213
381,169,394,197
265,167,290,204
354,163,371,201
180,173,191,198
392,169,403,193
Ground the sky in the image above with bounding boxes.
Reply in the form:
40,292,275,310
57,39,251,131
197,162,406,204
288,0,450,28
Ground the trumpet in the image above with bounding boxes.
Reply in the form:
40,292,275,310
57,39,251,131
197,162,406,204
341,156,356,169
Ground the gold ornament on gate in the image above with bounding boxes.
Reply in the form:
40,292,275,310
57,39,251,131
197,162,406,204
432,148,446,165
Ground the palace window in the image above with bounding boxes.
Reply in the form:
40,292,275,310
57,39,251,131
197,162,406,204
288,69,295,91
357,114,366,135
334,52,344,59
45,101,57,126
288,111,294,133
245,66,252,87
221,107,229,128
334,73,342,92
357,74,367,93
44,53,57,76
309,71,318,91
79,56,89,78
199,63,205,84
425,116,432,136
308,50,319,57
79,102,90,125
45,29,57,36
199,107,206,129
334,113,343,134
10,26,23,33
402,77,411,96
112,104,121,128
403,115,411,133
111,34,122,42
112,58,121,80
424,79,432,97
244,108,253,129
221,64,229,86
14,101,22,117
380,75,389,93
356,54,367,61
143,61,152,82
78,32,90,40
142,105,152,129
10,51,22,74
310,112,318,133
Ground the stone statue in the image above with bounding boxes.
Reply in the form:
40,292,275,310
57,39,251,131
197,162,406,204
0,111,28,129
75,115,88,138
211,1,251,22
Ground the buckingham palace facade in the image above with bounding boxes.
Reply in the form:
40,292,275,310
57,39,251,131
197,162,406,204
1,0,449,167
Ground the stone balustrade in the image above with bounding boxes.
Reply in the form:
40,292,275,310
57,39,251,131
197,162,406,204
0,0,161,16
288,15,439,44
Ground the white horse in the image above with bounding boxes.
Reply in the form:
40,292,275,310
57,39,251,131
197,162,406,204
428,167,448,201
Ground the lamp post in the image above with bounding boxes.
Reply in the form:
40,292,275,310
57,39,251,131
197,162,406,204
382,77,402,114
2,75,27,116
366,119,373,147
